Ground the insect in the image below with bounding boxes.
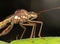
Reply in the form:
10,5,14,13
0,7,60,39
0,9,43,39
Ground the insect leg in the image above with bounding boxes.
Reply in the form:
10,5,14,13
30,23,36,38
28,20,43,37
19,23,26,39
33,23,36,38
22,23,36,39
37,21,43,37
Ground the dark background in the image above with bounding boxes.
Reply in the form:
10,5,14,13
0,0,60,42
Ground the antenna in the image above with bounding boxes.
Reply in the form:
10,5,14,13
35,7,60,20
37,7,60,14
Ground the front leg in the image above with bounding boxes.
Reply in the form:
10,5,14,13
28,21,36,38
28,20,43,37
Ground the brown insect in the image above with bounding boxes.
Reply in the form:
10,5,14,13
0,9,43,39
0,7,60,39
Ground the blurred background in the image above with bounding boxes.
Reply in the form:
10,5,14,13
0,0,60,42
